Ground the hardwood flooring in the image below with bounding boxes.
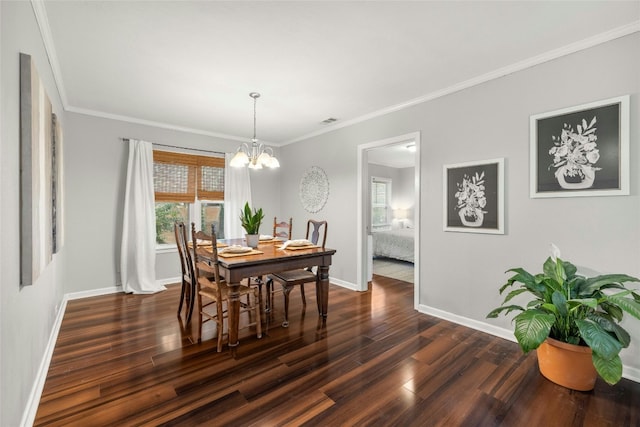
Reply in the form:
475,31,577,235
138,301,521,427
35,276,640,426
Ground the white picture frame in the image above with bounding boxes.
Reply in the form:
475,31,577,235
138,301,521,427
530,95,629,198
443,158,504,234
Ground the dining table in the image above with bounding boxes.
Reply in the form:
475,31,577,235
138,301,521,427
211,238,336,355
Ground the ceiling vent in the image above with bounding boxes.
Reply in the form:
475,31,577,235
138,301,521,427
321,117,338,124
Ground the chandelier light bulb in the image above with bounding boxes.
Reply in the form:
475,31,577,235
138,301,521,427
230,92,280,169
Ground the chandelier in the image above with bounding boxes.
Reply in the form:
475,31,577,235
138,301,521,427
230,92,280,169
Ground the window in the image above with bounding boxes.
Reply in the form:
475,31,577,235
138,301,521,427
371,177,392,230
153,150,225,245
200,201,224,237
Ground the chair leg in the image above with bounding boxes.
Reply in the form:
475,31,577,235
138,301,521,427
282,284,292,327
216,300,224,352
185,280,196,325
255,276,265,314
265,278,273,313
177,278,186,318
254,289,262,339
197,293,203,343
300,283,306,306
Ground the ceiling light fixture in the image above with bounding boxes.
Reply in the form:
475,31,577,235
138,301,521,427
230,92,280,169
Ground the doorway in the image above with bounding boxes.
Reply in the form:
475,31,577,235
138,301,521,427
357,132,420,310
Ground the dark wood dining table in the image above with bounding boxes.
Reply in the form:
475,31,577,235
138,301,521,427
215,238,336,354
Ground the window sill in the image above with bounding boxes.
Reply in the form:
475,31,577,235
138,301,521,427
156,244,177,254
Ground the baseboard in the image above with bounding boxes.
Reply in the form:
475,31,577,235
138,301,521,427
158,276,180,287
623,364,640,383
330,277,359,291
20,295,69,427
418,303,640,384
20,284,127,425
66,285,123,300
22,281,637,425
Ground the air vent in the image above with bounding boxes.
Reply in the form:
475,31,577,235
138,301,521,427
321,117,338,124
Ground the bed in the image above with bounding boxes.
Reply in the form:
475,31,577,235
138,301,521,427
372,228,415,263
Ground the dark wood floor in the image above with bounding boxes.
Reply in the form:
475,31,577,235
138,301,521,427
35,276,640,426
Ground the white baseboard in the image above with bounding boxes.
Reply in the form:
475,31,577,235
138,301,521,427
330,277,359,291
20,295,69,427
66,285,123,300
21,282,639,425
418,303,640,384
20,285,125,426
623,365,640,383
158,276,181,287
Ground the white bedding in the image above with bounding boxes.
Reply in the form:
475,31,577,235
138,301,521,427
372,228,414,263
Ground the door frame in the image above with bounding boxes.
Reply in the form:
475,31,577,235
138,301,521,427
356,131,421,309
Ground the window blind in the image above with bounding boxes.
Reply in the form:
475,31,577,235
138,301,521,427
153,151,224,202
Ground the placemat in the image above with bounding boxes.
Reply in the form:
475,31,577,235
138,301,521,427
218,249,263,258
277,244,318,251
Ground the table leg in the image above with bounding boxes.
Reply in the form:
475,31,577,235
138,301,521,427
227,282,241,355
316,265,330,319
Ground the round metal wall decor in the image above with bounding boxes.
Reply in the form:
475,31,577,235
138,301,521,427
299,166,329,213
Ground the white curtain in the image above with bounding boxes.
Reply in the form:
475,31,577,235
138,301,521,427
224,153,252,238
120,139,165,294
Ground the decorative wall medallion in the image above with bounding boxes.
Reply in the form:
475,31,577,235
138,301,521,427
299,166,329,213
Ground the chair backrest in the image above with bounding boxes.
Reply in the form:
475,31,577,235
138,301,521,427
174,222,194,283
306,220,327,248
273,217,292,240
191,222,222,285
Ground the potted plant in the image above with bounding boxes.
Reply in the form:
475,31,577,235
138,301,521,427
487,244,640,390
239,202,264,248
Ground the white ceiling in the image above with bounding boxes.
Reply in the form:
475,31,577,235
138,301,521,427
368,142,416,169
38,1,640,145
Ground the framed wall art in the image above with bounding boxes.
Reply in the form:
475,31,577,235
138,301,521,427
52,113,64,253
530,95,629,198
443,158,504,234
20,52,54,286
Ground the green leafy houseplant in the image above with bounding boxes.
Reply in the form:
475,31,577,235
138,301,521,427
487,245,640,385
239,202,264,235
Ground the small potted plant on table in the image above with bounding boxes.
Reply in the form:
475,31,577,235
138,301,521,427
487,244,640,390
239,202,264,248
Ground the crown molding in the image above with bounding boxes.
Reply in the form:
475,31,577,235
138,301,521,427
31,0,68,106
66,105,257,144
283,20,640,145
32,1,638,146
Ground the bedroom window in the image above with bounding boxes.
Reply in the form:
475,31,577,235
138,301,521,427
153,150,225,245
371,176,392,230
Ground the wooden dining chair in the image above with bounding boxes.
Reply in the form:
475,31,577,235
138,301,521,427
191,223,262,351
273,216,292,240
267,220,328,327
248,217,292,309
174,222,196,324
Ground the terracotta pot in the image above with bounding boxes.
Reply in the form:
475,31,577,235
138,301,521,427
537,337,597,391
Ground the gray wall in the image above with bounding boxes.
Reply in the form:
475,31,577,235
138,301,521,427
2,4,639,424
279,33,640,372
0,2,66,425
63,113,281,292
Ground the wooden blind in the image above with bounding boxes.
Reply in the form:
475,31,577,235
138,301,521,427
196,155,225,201
153,150,224,203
